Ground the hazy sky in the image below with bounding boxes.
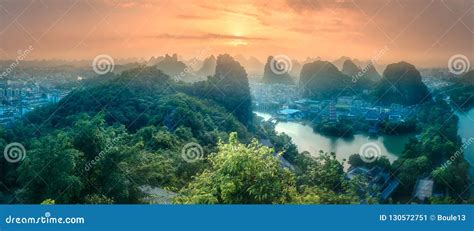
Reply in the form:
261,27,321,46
0,0,472,67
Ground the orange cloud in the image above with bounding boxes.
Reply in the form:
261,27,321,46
0,0,471,68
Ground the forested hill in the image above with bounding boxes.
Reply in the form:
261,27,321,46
0,55,379,205
23,65,251,137
0,56,257,204
373,61,430,106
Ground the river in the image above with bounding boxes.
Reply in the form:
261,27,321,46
456,108,474,192
255,112,414,164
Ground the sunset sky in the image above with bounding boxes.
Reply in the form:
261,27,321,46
0,0,472,67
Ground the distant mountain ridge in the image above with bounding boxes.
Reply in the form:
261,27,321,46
342,59,381,86
341,59,361,77
196,55,216,77
333,56,365,70
150,54,188,78
233,55,264,77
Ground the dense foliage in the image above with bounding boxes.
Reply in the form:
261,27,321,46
313,119,354,138
175,133,296,204
0,58,370,204
0,62,254,203
175,134,369,204
390,99,470,203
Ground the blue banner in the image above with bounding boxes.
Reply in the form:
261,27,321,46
0,205,472,231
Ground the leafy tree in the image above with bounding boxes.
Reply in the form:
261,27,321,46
174,133,296,204
40,199,56,205
16,132,83,203
72,113,108,161
347,154,392,171
429,196,457,204
392,156,430,194
84,194,114,204
298,151,345,191
432,162,470,197
293,186,358,204
313,119,354,138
